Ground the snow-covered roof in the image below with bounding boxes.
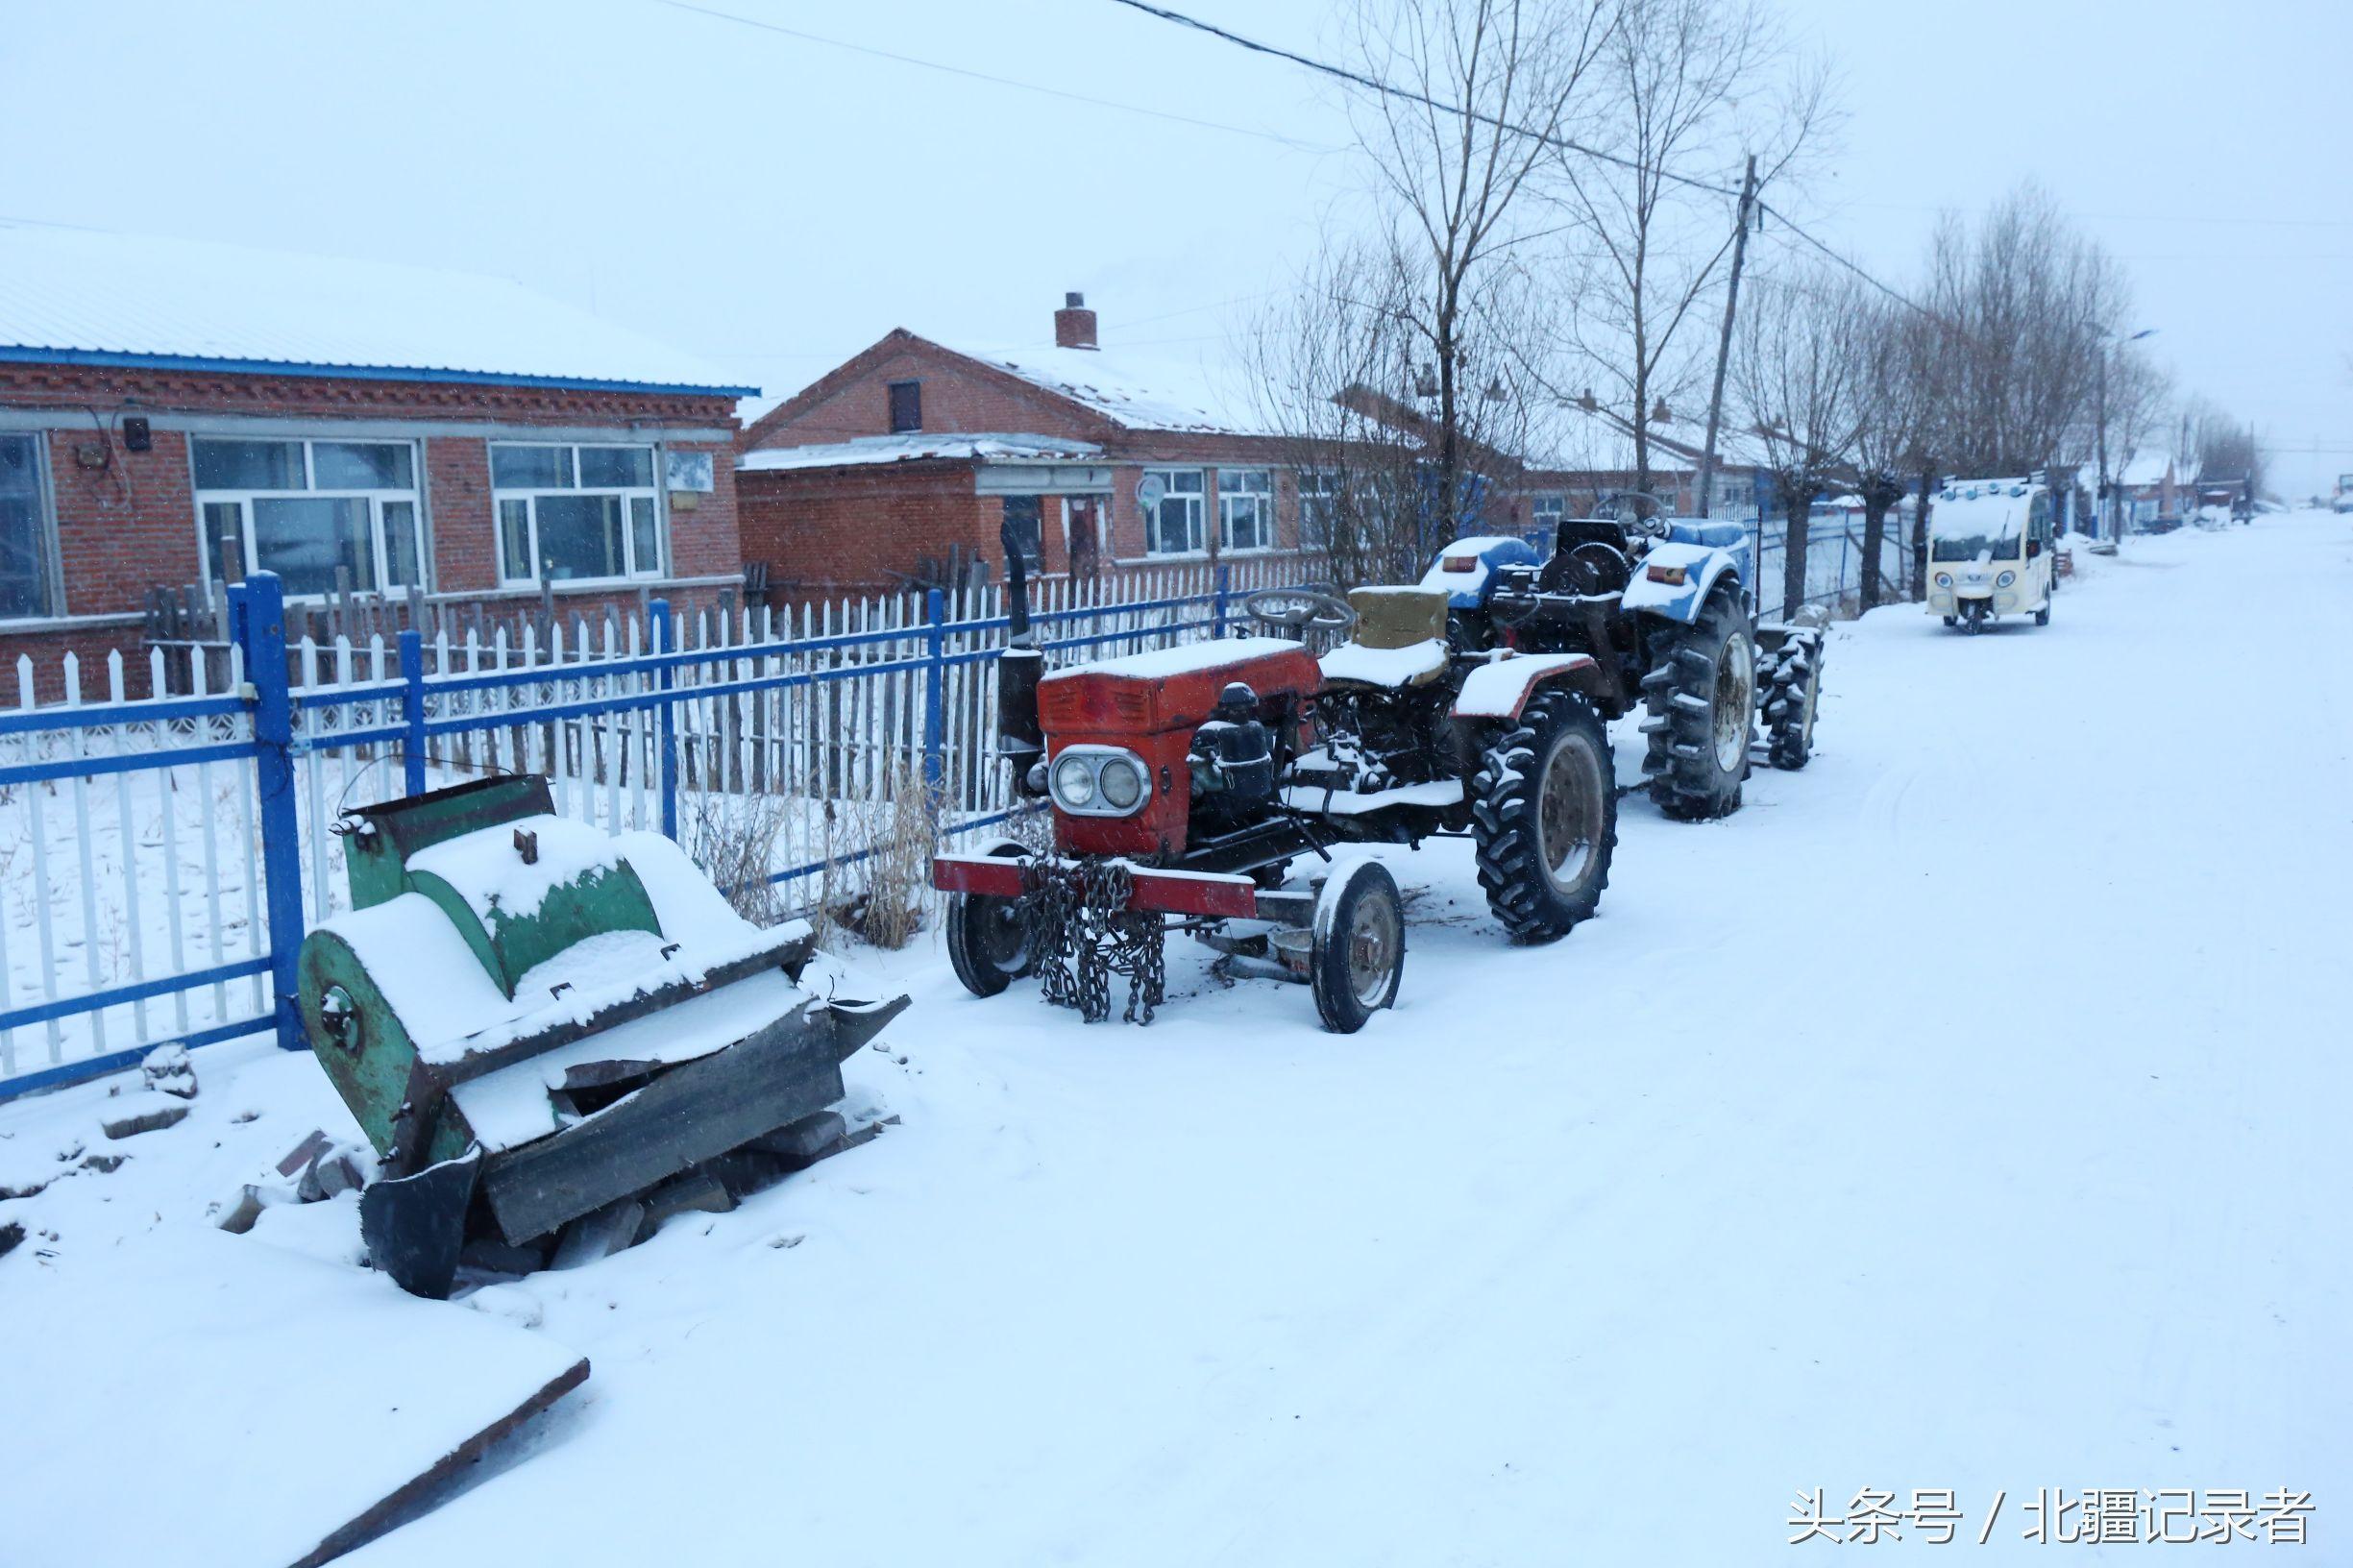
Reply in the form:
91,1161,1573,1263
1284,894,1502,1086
1929,478,2036,540
0,223,754,397
739,432,1104,473
2118,453,2176,487
949,340,1272,436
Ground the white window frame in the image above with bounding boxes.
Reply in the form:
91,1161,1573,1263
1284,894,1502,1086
1142,467,1205,557
1217,467,1275,553
192,435,425,599
1532,493,1565,524
490,441,665,588
0,431,61,621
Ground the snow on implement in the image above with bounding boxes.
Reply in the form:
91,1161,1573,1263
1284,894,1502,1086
297,775,907,1297
934,526,1619,1034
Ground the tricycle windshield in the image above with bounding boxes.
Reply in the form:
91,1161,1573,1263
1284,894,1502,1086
1930,532,2022,562
1928,484,2033,563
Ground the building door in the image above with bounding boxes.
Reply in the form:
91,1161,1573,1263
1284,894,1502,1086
1063,495,1107,579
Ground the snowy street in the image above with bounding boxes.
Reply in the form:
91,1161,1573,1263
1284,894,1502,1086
11,513,2343,1563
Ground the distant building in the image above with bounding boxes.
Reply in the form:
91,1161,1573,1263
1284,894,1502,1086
0,224,753,678
1504,396,1775,536
735,295,1307,595
2113,452,2193,527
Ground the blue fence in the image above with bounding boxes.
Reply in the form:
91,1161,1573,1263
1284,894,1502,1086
0,558,1304,1101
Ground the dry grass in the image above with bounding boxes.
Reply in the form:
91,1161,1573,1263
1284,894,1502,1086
680,789,792,928
813,761,934,949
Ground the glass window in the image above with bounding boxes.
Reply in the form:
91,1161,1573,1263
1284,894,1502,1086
578,445,654,489
1002,496,1042,566
194,435,422,597
499,499,533,580
1532,494,1565,523
491,444,572,489
311,441,414,491
888,380,921,434
383,500,421,588
535,494,629,581
0,434,55,619
193,438,305,491
1143,468,1204,556
629,497,659,576
1218,469,1273,552
250,497,375,597
201,501,244,587
491,442,662,585
1298,468,1336,551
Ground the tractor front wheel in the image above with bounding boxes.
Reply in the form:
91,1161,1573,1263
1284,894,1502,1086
1470,690,1616,943
945,839,1036,998
1311,860,1405,1033
1640,593,1754,821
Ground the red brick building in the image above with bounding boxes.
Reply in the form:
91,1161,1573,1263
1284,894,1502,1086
737,294,1314,593
0,225,755,679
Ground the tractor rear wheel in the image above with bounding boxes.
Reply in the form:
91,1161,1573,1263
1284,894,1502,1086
1640,592,1753,821
945,839,1035,998
1763,633,1824,772
1311,860,1405,1033
1469,689,1616,943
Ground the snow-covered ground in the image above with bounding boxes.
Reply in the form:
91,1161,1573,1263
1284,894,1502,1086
4,513,2346,1562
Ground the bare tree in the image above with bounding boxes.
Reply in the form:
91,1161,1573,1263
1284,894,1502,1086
1241,233,1541,587
1549,0,1830,498
1346,0,1613,549
1923,184,2130,477
1849,299,1935,609
2186,397,2266,503
1730,266,1867,617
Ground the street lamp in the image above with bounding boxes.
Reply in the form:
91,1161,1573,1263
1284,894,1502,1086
2093,327,2159,544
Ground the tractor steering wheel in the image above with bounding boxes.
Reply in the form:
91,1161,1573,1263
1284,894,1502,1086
1243,588,1359,636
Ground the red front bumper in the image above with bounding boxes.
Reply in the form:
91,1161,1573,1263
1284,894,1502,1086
932,852,1261,919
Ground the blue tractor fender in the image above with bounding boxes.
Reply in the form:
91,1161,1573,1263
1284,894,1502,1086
1418,534,1542,611
1620,539,1746,624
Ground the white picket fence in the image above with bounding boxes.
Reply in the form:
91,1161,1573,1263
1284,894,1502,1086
0,555,1319,1088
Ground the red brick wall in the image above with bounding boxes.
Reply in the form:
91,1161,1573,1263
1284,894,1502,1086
739,461,993,597
743,336,1316,578
0,360,744,678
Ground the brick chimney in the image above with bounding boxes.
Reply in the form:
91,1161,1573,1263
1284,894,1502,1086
1053,291,1097,351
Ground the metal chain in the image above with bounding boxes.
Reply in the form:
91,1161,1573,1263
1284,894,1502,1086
1020,855,1167,1025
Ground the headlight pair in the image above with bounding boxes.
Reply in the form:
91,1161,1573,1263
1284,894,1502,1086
1049,746,1150,817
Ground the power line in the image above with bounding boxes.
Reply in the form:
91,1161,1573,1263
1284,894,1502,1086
1099,0,1956,330
652,0,1339,154
1099,0,1745,202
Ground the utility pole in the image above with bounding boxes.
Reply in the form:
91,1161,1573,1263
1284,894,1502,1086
2094,344,2111,542
1696,155,1758,520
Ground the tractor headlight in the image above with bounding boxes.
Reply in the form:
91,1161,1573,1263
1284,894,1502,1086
1051,755,1097,810
1935,572,1953,589
1996,570,2017,589
1097,755,1146,810
1047,746,1152,818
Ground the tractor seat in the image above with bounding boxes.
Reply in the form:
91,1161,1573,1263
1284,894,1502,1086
1667,519,1748,550
1318,587,1451,689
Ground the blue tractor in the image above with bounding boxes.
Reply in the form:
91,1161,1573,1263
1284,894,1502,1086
1433,511,1826,820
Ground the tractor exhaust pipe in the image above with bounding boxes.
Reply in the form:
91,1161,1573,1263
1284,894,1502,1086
997,519,1045,791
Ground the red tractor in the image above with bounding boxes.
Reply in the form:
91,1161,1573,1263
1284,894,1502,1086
931,533,1623,1032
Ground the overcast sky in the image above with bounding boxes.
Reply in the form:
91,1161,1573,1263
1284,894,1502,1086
5,0,2347,493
